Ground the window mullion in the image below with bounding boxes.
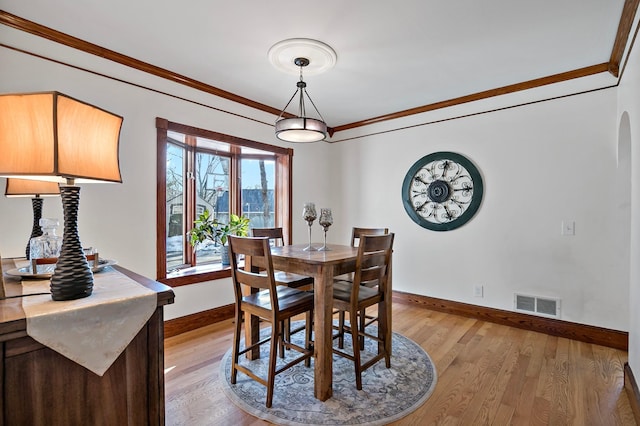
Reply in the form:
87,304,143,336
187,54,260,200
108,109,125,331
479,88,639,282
230,145,241,215
185,135,197,266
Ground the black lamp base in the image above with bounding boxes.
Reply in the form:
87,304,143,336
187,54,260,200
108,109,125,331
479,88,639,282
50,185,93,301
26,197,44,259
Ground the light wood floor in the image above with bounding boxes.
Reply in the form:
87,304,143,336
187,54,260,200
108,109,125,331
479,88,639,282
164,301,637,425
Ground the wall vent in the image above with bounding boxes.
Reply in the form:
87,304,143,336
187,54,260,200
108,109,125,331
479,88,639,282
514,293,561,318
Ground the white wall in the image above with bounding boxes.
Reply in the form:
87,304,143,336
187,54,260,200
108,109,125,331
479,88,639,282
617,17,640,374
0,26,632,332
332,89,628,330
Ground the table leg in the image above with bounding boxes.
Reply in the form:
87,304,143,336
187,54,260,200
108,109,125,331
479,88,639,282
314,264,334,401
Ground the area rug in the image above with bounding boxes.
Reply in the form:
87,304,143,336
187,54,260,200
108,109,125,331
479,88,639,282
220,322,437,425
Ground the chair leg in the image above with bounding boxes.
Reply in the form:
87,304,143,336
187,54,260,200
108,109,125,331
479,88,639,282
284,318,292,351
279,320,286,358
358,307,366,350
338,311,345,348
350,309,363,390
379,301,391,368
266,321,279,408
230,310,243,384
305,310,313,368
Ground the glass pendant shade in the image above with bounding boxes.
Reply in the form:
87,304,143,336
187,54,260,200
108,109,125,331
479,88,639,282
275,117,328,143
0,92,122,183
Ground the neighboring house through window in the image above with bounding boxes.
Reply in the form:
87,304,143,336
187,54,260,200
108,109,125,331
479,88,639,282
156,118,293,286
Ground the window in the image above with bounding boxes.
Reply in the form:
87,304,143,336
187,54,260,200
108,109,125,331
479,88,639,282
156,118,293,286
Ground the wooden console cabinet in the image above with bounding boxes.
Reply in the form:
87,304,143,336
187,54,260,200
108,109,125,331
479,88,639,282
0,261,174,425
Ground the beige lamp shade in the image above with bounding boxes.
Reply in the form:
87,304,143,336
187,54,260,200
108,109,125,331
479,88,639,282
0,92,123,183
5,178,60,197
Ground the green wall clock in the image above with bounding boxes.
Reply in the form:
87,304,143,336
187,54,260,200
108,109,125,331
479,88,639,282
402,151,483,231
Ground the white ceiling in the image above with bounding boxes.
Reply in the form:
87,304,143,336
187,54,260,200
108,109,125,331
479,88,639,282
2,1,628,130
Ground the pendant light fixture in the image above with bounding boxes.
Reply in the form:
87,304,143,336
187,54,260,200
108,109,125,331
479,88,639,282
269,38,336,143
275,57,328,143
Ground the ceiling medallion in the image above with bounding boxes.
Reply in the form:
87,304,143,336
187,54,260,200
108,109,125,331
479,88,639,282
268,38,337,76
270,39,336,143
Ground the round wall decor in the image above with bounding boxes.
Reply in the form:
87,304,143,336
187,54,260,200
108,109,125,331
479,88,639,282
402,151,483,231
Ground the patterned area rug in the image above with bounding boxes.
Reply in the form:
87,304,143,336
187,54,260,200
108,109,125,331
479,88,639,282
220,322,437,425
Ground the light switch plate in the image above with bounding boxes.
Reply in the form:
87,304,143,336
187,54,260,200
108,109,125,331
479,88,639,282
561,220,575,236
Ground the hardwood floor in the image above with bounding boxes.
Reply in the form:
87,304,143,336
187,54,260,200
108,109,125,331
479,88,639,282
164,301,637,425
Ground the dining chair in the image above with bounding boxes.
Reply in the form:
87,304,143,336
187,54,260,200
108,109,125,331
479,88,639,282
251,227,314,355
336,227,389,349
336,227,389,284
228,235,314,408
332,233,394,390
251,228,314,290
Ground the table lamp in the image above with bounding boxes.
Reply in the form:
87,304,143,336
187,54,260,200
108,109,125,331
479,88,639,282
5,178,61,259
0,92,123,301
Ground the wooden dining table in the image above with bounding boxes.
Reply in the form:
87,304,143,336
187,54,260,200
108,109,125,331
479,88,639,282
244,242,392,401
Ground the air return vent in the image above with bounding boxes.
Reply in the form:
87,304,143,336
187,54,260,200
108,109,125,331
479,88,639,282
514,293,561,318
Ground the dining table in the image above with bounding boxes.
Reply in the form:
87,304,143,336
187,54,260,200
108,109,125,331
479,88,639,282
244,242,393,401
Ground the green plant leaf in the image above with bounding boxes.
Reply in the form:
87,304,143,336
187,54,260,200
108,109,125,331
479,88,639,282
188,210,250,247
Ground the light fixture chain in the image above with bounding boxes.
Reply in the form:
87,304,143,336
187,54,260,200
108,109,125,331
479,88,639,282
298,84,306,117
298,62,307,117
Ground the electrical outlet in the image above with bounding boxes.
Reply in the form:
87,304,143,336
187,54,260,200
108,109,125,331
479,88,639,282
474,285,483,298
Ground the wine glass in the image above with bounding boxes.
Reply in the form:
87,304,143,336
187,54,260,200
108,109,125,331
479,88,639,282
317,208,333,251
302,202,317,251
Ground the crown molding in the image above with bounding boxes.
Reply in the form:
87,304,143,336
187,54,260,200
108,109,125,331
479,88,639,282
2,4,637,137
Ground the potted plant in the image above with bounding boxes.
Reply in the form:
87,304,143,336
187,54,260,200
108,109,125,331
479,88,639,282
189,210,250,265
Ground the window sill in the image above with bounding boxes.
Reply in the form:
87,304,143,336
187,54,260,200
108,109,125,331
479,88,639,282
160,263,232,287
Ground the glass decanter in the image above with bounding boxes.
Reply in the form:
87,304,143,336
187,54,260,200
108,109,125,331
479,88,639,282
29,218,62,273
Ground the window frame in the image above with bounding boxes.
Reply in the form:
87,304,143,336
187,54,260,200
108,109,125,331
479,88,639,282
156,117,293,287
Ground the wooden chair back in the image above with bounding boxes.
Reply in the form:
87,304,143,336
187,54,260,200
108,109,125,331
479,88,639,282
252,227,285,246
351,227,389,247
228,236,279,310
352,233,395,300
251,227,314,299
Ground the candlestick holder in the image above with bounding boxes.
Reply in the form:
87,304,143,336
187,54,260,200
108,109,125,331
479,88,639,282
317,208,333,251
302,202,317,251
